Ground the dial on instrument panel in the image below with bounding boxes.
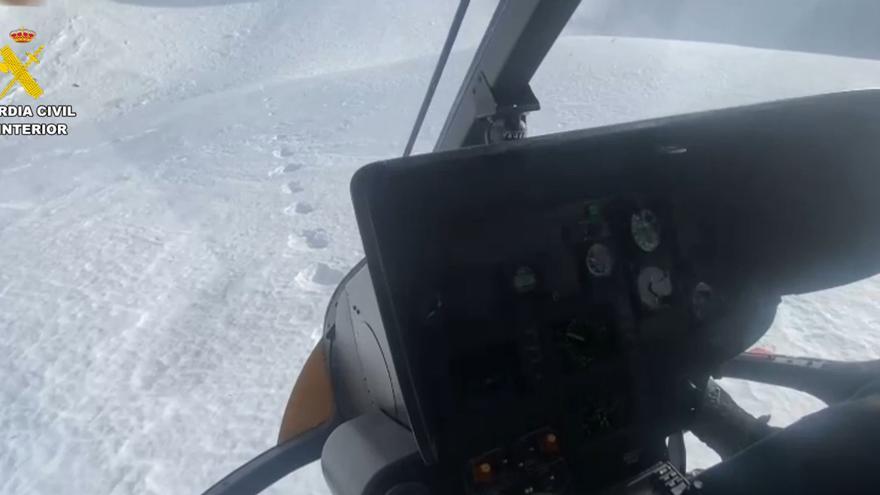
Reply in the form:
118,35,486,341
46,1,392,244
637,266,672,310
512,266,538,294
691,282,715,320
631,209,661,252
586,243,614,277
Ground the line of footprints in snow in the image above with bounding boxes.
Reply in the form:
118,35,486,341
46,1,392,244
268,141,339,288
267,144,328,250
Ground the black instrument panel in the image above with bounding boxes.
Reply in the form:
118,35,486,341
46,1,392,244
410,194,741,493
351,91,880,493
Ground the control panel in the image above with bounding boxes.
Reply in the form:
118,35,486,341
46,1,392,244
434,196,716,493
350,91,880,494
468,429,568,495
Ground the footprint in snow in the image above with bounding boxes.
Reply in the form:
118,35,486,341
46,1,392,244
268,163,304,178
282,181,304,194
295,202,315,214
273,147,295,159
301,228,330,249
295,262,345,288
283,202,315,216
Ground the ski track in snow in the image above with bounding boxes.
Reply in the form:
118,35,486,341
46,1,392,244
1,3,880,494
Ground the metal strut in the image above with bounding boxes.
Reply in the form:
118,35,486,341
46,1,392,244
434,0,582,151
403,0,470,157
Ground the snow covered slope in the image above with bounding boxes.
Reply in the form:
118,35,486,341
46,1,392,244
1,2,880,495
0,0,497,121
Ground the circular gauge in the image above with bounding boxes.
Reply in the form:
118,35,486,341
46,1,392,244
586,243,614,277
631,209,661,252
691,282,714,320
512,266,538,294
637,266,672,309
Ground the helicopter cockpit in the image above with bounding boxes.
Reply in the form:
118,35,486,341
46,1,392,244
202,2,880,495
340,90,880,495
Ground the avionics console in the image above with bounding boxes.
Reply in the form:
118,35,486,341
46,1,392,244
351,91,880,494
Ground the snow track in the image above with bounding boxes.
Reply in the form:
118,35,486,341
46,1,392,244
1,2,880,494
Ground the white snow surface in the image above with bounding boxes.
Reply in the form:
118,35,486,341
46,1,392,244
1,2,880,494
